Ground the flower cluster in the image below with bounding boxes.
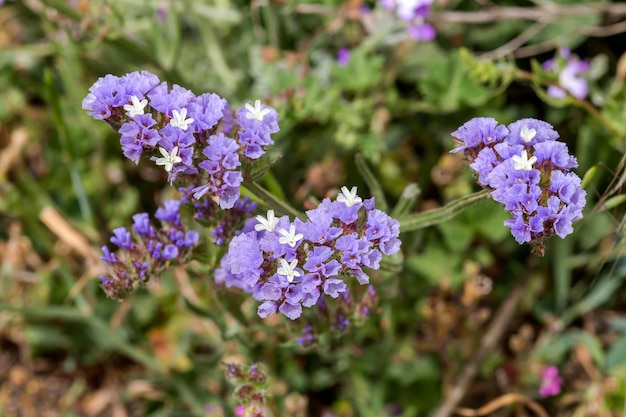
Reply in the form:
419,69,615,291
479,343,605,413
451,117,586,249
542,48,590,100
215,187,401,320
99,199,199,300
82,71,279,209
380,0,435,41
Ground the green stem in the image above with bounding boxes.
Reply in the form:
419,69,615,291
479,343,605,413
243,182,306,220
398,189,491,232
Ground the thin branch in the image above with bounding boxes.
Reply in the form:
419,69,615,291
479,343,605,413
513,39,559,59
480,21,547,60
431,273,529,417
582,19,626,37
430,4,626,24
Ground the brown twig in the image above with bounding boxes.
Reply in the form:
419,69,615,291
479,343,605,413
454,392,549,417
430,273,530,417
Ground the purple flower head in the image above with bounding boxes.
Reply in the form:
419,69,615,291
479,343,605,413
539,366,563,397
217,186,401,321
452,117,586,250
450,117,508,154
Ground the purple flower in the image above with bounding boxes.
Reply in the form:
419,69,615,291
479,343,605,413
539,366,563,397
450,117,509,154
279,301,302,320
119,114,161,163
543,48,589,99
187,93,228,134
337,48,350,67
132,213,155,237
110,227,133,249
380,0,435,42
155,199,182,225
147,83,195,117
194,133,243,209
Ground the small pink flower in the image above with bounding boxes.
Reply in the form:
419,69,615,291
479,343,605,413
539,366,563,397
235,405,246,417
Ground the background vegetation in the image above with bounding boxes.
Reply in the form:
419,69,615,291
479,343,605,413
1,0,626,416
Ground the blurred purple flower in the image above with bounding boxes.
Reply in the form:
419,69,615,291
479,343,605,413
539,366,563,397
380,0,435,41
337,48,350,67
543,48,590,99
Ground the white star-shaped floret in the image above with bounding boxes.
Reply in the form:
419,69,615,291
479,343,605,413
336,186,362,207
123,95,148,117
254,210,279,232
278,225,303,248
512,150,537,171
244,100,270,122
520,125,537,143
277,258,301,283
155,146,182,172
169,108,194,130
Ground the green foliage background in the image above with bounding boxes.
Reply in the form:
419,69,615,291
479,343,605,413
2,0,626,416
